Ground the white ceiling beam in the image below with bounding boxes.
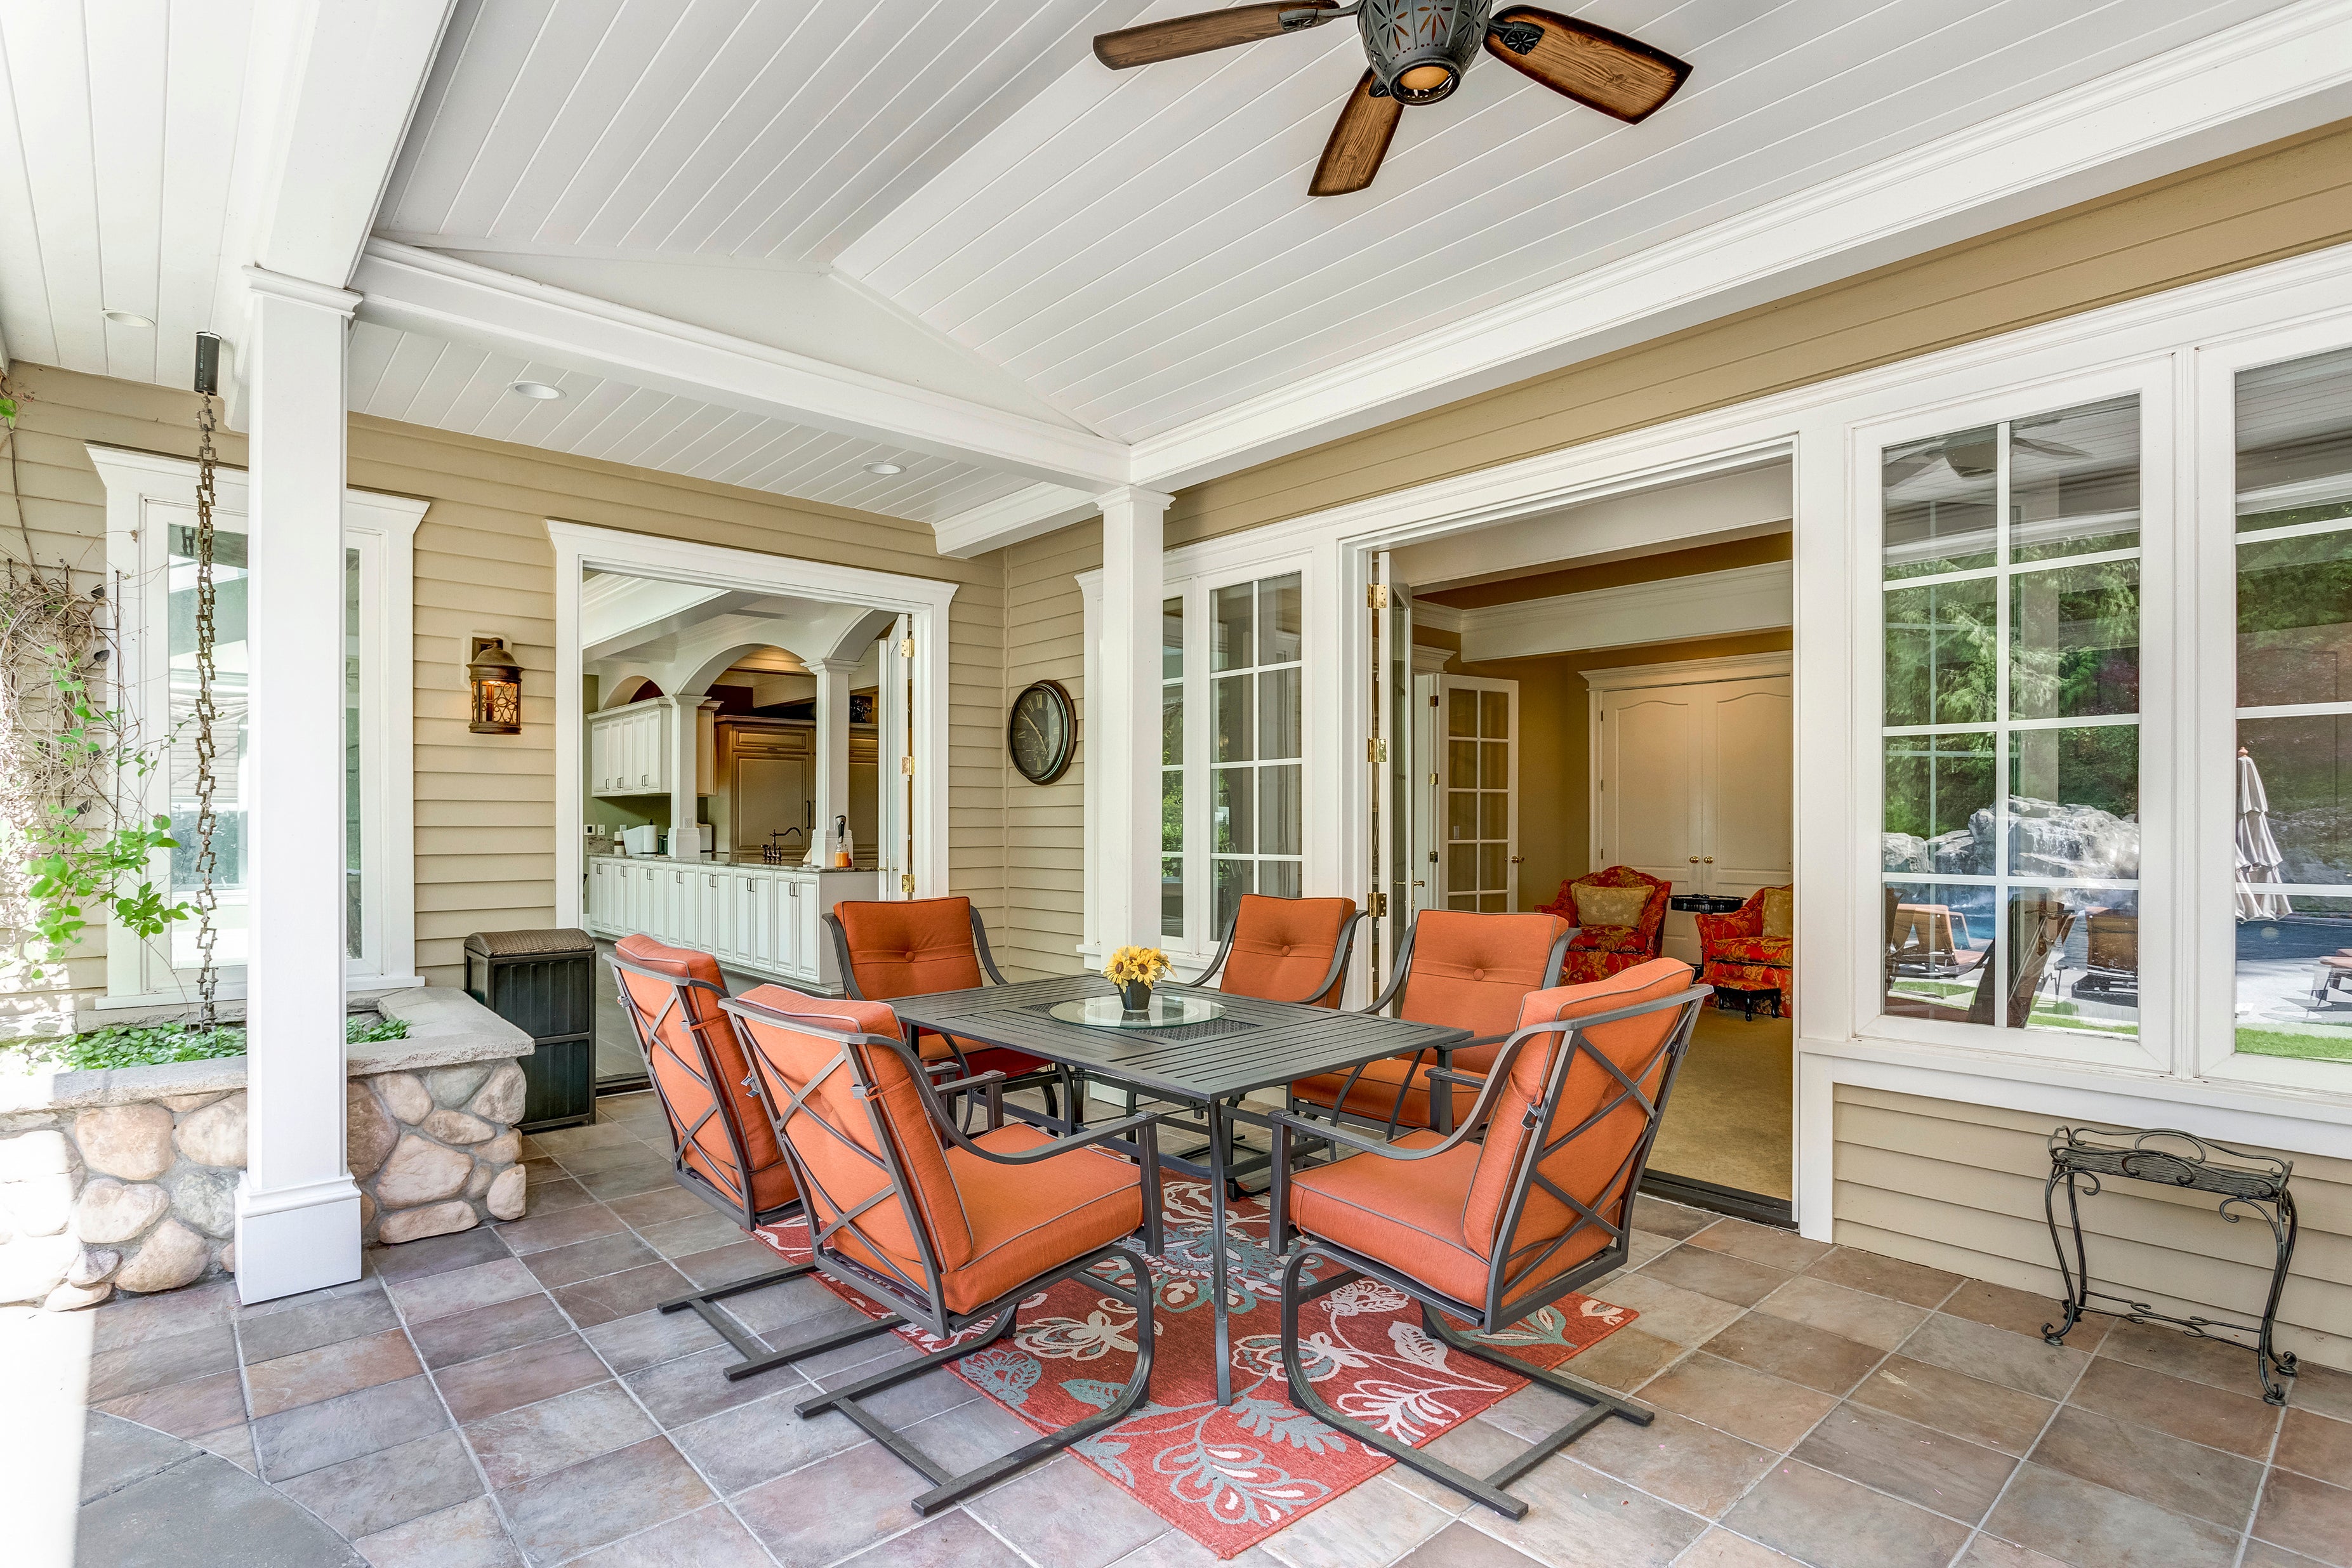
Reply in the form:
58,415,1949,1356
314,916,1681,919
1121,0,2352,494
1453,562,1792,663
930,481,1107,558
350,240,1132,492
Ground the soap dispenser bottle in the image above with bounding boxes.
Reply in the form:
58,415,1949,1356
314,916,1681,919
833,814,853,869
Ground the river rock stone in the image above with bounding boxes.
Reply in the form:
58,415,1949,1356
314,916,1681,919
220,1241,234,1274
173,1093,247,1168
0,1233,78,1303
165,1166,241,1238
44,1280,111,1311
69,1247,121,1287
73,1179,171,1245
1,1175,74,1237
74,1104,176,1181
479,1131,520,1168
423,1108,495,1145
360,1193,376,1229
426,1064,494,1109
467,1063,527,1124
374,1135,472,1207
486,1165,527,1222
157,1092,224,1114
0,1130,74,1180
376,1072,432,1126
377,1200,477,1244
111,1220,209,1293
348,1082,398,1179
465,1161,495,1200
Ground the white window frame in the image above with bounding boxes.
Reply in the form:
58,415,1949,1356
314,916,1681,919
1854,357,2179,1079
91,445,424,1006
2190,312,2352,1097
1081,546,1323,973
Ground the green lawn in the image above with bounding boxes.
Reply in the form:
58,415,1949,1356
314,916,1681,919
2236,1025,2352,1064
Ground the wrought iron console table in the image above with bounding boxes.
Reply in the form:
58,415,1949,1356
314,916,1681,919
2042,1126,2299,1404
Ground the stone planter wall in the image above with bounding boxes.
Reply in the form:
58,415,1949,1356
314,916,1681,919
0,987,532,1310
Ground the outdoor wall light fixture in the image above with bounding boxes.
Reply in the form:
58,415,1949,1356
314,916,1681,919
510,381,564,400
468,635,524,735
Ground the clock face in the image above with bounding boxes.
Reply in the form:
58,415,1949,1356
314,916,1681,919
1008,681,1076,784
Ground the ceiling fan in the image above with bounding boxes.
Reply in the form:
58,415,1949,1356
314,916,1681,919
1884,418,2094,485
1093,1,1691,196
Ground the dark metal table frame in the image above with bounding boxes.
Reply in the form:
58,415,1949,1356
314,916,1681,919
889,973,1468,1404
2043,1124,2299,1404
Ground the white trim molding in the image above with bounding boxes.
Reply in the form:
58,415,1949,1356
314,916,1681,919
1580,651,1795,694
355,242,1132,492
930,482,1104,560
546,521,959,924
88,444,425,1007
1453,562,1792,663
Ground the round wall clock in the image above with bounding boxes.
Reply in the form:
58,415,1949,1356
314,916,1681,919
1007,680,1078,785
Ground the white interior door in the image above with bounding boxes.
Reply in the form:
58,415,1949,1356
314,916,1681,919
1702,679,1795,903
1599,688,1704,961
1438,676,1519,911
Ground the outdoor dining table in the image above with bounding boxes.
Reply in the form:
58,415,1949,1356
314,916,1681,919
889,972,1470,1404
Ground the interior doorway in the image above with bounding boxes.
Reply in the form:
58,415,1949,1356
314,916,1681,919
1367,461,1798,1218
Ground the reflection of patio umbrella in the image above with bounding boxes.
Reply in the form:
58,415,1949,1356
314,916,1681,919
2238,748,2293,920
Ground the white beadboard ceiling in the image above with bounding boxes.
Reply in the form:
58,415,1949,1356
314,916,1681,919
348,321,1036,526
0,0,2324,527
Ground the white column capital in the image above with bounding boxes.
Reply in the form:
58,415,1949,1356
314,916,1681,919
1097,486,1175,520
242,265,363,317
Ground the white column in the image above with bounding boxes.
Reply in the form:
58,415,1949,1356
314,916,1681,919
1096,487,1172,948
664,696,714,860
235,268,364,1303
805,659,854,866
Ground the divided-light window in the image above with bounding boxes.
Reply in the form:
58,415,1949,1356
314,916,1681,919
1880,397,2144,1040
1208,572,1304,935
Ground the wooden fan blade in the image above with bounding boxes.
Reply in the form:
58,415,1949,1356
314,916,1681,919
1094,3,1337,70
1483,7,1691,123
1310,72,1402,197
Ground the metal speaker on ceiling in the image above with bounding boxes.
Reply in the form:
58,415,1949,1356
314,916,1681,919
1360,0,1494,105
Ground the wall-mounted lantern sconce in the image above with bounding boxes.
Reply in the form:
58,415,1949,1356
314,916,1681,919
468,635,522,734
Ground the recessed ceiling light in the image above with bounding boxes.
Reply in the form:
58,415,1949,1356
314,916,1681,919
510,381,564,400
103,309,154,327
864,462,904,475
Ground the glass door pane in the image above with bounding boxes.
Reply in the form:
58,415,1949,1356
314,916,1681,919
1440,678,1516,911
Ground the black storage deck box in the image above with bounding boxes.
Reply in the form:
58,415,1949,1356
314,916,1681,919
463,928,598,1133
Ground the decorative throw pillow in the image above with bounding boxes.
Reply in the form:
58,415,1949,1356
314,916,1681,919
1575,882,1651,928
1761,886,1794,940
1582,925,1640,953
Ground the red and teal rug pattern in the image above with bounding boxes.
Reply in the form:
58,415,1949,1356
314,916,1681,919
755,1178,1637,1559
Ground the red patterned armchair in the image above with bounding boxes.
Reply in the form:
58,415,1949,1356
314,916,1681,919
1697,885,1794,1017
1538,867,1670,985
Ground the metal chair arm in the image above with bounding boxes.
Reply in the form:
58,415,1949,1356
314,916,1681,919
935,1107,1167,1166
925,1068,1008,1098
1423,1065,1489,1092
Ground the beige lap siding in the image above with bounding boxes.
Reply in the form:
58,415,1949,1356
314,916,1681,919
1832,1084,2352,1377
997,522,1101,981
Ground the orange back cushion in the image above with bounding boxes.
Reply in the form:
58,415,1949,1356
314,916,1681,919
1221,895,1356,1007
614,934,791,1211
1462,958,1694,1262
835,898,984,1001
732,984,973,1271
1398,912,1571,1058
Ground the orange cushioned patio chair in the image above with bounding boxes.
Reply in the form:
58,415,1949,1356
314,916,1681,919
723,983,1164,1514
607,935,902,1383
1267,957,1707,1518
1153,893,1360,1183
1537,866,1670,984
825,896,1074,1131
1288,909,1575,1138
1696,884,1794,1018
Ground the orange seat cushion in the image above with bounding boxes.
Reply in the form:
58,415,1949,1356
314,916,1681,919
1221,894,1356,1007
1290,1054,1472,1130
938,1126,1142,1313
614,935,797,1216
1290,958,1693,1311
835,898,986,999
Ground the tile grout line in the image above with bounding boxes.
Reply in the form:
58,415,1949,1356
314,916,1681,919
526,1121,796,1568
2230,1382,2291,1568
1939,1302,2104,1568
373,1258,534,1560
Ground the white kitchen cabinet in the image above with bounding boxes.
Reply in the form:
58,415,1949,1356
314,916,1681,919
580,856,874,991
590,704,671,797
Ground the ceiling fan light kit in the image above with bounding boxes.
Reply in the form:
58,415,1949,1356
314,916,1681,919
1095,2,1691,195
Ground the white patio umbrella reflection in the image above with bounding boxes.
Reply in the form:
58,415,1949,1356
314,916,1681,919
2237,747,2293,920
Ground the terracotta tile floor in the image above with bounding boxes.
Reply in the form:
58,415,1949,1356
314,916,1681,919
54,1090,2352,1568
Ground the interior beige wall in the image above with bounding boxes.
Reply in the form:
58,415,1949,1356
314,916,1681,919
1835,1084,2352,1375
0,362,1006,1019
1168,117,2352,549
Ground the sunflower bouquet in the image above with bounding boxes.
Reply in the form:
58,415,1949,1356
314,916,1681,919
1104,945,1173,1012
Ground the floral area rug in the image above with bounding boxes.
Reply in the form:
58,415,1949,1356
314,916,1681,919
754,1178,1636,1559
